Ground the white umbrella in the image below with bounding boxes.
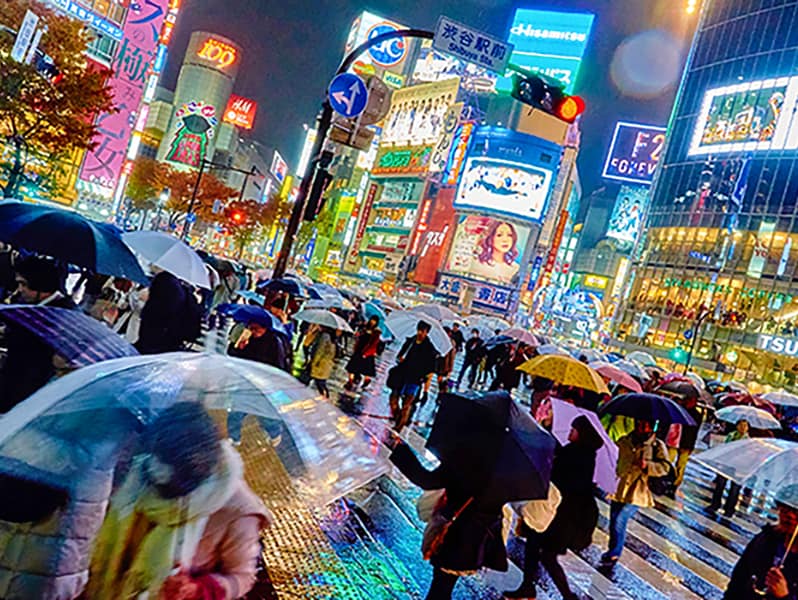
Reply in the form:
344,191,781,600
715,406,782,430
304,297,354,310
384,311,453,355
761,391,798,407
468,315,511,333
123,231,211,289
627,350,658,367
685,372,706,390
536,343,570,356
293,308,353,333
614,359,648,380
410,303,460,323
500,327,542,346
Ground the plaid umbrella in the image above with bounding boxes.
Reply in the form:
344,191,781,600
0,305,138,367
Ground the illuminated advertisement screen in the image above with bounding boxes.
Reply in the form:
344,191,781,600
223,95,257,130
412,40,496,93
445,215,531,286
688,76,798,155
78,0,169,191
411,187,457,286
602,122,667,185
606,185,650,246
271,151,288,183
497,8,595,94
454,127,559,223
344,11,409,73
381,78,460,147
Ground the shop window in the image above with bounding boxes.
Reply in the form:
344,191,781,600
86,34,117,63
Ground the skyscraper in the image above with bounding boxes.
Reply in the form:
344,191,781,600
616,0,798,386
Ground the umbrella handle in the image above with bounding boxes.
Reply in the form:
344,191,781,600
781,523,798,567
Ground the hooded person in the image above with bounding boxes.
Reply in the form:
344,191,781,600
505,415,604,600
0,255,76,412
86,402,272,600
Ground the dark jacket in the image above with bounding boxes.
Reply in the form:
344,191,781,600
397,335,438,383
541,442,599,554
464,338,485,364
135,272,192,354
724,524,798,600
678,405,704,451
0,294,76,413
228,330,292,372
390,443,507,573
451,328,465,353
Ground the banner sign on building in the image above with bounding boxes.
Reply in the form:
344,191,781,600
432,16,514,75
498,8,595,94
223,94,257,129
602,122,667,185
372,146,432,176
437,275,514,312
79,0,169,192
444,215,531,286
164,101,218,168
606,185,650,246
688,76,798,156
454,126,560,223
344,12,410,74
270,151,288,183
429,103,463,173
380,78,461,147
410,187,457,286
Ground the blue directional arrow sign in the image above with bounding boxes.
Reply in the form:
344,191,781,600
328,73,369,119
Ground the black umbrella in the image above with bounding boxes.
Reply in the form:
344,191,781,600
0,202,147,283
256,277,307,298
599,393,697,425
483,334,516,350
426,391,556,503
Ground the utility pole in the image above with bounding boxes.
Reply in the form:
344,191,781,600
272,28,434,279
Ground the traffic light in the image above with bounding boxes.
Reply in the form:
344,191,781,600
35,54,63,85
511,73,585,123
229,209,244,224
669,346,688,364
303,150,334,222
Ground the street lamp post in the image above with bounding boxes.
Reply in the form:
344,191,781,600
271,28,434,279
683,308,711,374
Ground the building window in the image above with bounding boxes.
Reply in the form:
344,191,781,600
86,33,118,63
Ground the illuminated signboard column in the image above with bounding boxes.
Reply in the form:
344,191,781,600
78,0,171,196
158,31,242,169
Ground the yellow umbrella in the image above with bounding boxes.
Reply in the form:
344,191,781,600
517,355,610,394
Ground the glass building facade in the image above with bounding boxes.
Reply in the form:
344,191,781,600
618,0,798,388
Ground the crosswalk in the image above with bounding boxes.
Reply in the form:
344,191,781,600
312,345,773,599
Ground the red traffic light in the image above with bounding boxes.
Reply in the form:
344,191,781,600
556,95,585,123
231,211,243,222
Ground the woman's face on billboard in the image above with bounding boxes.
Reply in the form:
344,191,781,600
494,223,515,254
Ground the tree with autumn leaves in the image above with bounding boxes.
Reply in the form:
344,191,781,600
0,0,115,198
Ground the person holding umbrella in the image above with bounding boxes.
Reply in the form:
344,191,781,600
505,415,604,600
308,325,337,398
724,483,798,599
135,270,202,354
345,316,382,391
600,419,672,567
709,418,750,517
456,328,484,390
388,320,438,432
0,255,76,412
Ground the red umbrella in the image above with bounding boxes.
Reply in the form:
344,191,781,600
717,392,778,416
588,361,643,393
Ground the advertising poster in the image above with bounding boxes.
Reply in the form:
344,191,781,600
454,127,559,223
164,101,218,168
607,185,650,245
444,215,531,286
688,76,798,155
412,40,496,93
602,122,667,185
381,78,460,147
79,0,169,191
223,94,257,129
411,187,457,286
344,12,409,74
497,8,595,93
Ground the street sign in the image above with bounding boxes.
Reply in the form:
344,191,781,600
328,73,369,118
359,76,392,126
683,329,693,340
432,16,513,75
12,10,39,63
185,213,197,224
329,119,375,151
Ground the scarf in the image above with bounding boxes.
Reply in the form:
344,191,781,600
87,441,243,599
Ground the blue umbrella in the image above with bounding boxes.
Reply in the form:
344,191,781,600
256,277,307,298
426,391,556,503
0,202,147,283
598,392,697,425
216,303,288,336
236,290,265,305
362,301,387,324
0,305,138,367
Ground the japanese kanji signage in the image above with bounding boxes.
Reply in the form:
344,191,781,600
436,275,513,312
433,16,513,75
79,0,169,192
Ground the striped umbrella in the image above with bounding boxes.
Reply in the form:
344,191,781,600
0,305,138,368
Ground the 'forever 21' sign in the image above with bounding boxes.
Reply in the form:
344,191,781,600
602,121,666,186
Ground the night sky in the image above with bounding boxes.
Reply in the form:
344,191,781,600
163,0,697,197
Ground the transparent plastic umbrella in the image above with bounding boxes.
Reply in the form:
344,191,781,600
123,231,211,289
0,353,389,506
410,303,460,323
761,391,798,408
627,351,658,367
293,308,353,333
614,359,648,381
715,406,782,430
384,311,453,355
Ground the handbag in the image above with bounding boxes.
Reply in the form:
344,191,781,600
421,496,473,561
648,462,677,496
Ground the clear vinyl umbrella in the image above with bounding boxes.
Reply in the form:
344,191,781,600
384,311,453,355
0,353,389,506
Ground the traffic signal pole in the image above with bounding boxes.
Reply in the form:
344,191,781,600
272,28,433,279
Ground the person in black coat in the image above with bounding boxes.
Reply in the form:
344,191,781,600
456,329,484,389
388,320,439,431
724,488,798,599
387,437,508,600
0,255,76,412
505,415,603,600
135,271,196,354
